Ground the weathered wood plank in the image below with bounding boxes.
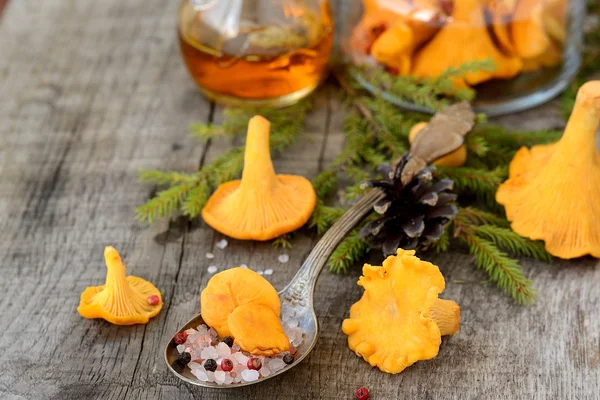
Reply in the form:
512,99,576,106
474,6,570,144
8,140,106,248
0,1,599,400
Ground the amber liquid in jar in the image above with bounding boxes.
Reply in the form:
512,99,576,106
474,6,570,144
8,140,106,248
178,4,333,107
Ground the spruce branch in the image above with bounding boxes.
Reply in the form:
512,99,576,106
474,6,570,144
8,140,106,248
436,166,507,210
459,231,536,304
351,59,496,110
328,230,370,273
473,225,552,262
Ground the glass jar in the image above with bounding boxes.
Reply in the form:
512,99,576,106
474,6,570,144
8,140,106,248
342,0,585,116
178,0,334,108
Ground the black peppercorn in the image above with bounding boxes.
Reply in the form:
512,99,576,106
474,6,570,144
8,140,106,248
204,358,218,372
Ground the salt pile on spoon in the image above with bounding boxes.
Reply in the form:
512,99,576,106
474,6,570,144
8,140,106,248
172,304,303,385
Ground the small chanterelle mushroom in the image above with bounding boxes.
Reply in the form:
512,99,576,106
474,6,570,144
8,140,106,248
412,0,522,87
496,81,600,259
201,115,316,241
77,247,162,325
342,249,460,374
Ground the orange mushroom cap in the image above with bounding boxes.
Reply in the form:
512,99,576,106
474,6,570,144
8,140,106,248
496,81,600,259
511,0,551,59
342,249,460,374
201,267,289,355
412,0,522,87
201,116,316,241
77,247,162,325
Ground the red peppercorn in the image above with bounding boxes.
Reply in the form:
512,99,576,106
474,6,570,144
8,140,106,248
247,358,262,370
173,331,187,345
221,358,234,372
147,295,160,306
355,387,369,400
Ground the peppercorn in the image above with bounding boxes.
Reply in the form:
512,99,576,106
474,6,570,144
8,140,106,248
221,336,234,347
178,352,192,365
247,358,262,370
146,294,160,306
221,358,234,372
173,332,187,345
355,387,369,400
204,359,218,372
283,353,294,365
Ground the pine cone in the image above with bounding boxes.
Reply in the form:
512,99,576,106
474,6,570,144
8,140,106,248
359,154,458,256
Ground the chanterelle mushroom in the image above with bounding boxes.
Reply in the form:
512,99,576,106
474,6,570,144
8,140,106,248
342,249,460,374
201,115,316,241
511,0,551,59
77,247,162,325
496,81,600,259
412,0,522,87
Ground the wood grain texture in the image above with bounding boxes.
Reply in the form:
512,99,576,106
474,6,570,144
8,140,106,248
0,1,598,400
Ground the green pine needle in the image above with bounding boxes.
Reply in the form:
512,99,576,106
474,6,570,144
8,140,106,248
353,59,497,110
328,230,370,273
272,234,294,249
458,207,510,228
437,166,507,210
473,225,552,262
460,233,536,304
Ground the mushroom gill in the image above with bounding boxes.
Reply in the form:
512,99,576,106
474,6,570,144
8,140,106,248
77,247,162,325
496,81,600,259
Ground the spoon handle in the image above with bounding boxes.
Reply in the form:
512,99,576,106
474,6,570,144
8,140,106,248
280,188,386,306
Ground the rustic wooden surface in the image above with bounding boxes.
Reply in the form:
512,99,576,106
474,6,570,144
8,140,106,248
1,1,599,399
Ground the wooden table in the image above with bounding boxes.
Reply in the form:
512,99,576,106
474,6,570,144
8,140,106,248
1,1,599,399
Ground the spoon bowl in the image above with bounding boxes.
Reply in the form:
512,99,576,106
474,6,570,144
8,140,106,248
165,189,385,388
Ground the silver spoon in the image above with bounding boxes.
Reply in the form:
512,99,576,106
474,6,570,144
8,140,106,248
164,188,385,388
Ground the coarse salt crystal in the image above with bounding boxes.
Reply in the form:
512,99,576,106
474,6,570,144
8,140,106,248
264,269,273,276
285,319,299,328
268,358,286,372
205,252,215,259
292,335,303,347
216,342,231,356
281,304,294,320
176,345,185,353
216,239,228,249
207,265,218,274
194,370,209,381
214,371,226,384
240,264,248,269
233,352,249,365
241,369,260,382
224,374,234,384
200,346,218,360
206,371,215,383
196,325,209,335
278,254,290,263
232,363,246,374
232,344,241,352
259,365,271,377
257,270,264,276
208,328,218,338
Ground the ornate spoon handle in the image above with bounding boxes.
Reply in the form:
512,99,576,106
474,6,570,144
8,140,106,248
280,188,386,305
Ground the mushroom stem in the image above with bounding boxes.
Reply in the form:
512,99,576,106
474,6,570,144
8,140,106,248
555,81,600,162
239,116,277,192
104,246,130,296
427,298,460,336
